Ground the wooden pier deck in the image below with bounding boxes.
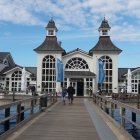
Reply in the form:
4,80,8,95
4,98,134,140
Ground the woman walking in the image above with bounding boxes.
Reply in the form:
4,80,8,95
61,87,67,105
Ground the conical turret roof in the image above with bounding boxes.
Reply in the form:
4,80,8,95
46,19,58,31
89,36,122,54
89,18,122,54
98,17,111,30
34,36,65,52
34,19,65,53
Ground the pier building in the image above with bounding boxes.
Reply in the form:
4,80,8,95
0,18,140,95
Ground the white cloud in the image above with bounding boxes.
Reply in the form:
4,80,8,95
111,24,140,41
0,0,44,25
0,0,140,41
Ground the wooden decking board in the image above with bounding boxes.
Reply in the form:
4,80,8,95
8,98,100,140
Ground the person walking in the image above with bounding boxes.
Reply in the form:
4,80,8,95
31,85,36,96
61,86,67,105
67,84,75,104
89,86,93,97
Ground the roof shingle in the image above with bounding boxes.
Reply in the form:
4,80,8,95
34,36,65,52
89,36,122,54
99,18,110,29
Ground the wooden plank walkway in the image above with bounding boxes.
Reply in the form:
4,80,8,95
7,98,100,140
5,98,132,140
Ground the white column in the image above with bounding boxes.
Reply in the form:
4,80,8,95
56,82,61,93
84,78,86,96
9,76,12,92
67,78,70,87
94,78,98,93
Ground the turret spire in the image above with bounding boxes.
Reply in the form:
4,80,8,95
98,17,111,36
46,18,58,36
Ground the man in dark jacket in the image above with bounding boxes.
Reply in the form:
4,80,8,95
67,84,75,104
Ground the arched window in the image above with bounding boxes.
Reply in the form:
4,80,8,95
11,70,22,92
99,56,112,93
42,55,56,92
65,57,89,69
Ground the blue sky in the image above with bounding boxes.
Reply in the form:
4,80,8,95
0,0,140,68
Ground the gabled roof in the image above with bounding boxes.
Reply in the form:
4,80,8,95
0,52,10,60
89,36,122,54
0,52,16,75
118,67,138,80
0,52,36,77
64,48,91,58
0,64,6,72
25,67,37,76
0,64,37,77
34,36,65,53
0,64,17,76
0,52,15,64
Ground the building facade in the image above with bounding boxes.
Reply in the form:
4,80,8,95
34,18,122,96
0,18,140,95
0,52,36,92
118,68,140,94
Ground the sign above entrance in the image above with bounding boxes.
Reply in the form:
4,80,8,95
70,78,83,82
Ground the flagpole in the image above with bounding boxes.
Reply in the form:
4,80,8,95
55,55,57,96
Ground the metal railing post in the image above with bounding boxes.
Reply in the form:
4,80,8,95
4,107,10,131
120,107,125,127
17,104,21,123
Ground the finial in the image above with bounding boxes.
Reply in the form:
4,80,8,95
49,14,53,21
104,15,106,21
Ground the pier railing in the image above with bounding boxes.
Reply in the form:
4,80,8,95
0,92,57,136
93,93,140,130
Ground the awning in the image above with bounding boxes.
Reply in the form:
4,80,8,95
65,71,96,78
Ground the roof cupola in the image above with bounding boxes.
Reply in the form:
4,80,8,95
46,18,58,36
89,18,122,55
34,19,65,54
98,17,111,36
